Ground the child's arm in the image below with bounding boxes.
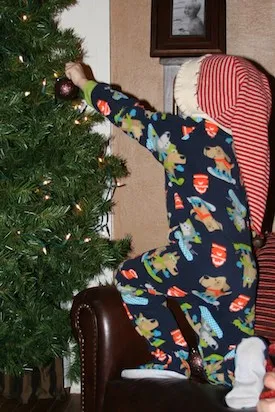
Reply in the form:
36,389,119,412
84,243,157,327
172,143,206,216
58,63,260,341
65,62,197,165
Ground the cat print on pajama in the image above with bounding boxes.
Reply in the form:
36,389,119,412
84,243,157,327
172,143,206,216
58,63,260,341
88,82,258,387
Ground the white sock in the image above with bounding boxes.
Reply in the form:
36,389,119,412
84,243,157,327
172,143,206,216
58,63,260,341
225,337,266,409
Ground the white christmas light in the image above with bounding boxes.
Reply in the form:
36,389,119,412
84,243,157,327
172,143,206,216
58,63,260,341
75,204,82,211
19,55,24,63
65,233,72,240
22,15,28,21
74,120,80,125
42,247,47,255
83,237,91,243
42,179,51,185
44,195,50,200
24,91,31,97
115,180,126,188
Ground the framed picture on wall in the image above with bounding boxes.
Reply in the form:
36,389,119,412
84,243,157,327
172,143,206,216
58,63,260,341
150,0,226,57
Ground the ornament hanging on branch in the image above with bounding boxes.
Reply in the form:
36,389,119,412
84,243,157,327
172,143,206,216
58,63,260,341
55,77,79,101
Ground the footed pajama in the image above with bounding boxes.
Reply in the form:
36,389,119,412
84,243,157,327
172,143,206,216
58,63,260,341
84,81,258,387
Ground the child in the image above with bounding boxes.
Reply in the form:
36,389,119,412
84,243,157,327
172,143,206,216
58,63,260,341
173,0,204,36
65,54,271,408
182,0,204,35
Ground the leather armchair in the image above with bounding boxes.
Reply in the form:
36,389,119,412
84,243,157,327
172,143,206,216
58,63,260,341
71,285,258,412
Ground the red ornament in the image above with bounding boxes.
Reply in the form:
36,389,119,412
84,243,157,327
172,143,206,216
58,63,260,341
55,77,79,100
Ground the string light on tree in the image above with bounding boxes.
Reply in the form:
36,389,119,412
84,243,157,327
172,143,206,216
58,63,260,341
19,55,24,63
42,78,47,94
65,233,71,241
24,91,31,97
115,180,126,188
22,15,28,21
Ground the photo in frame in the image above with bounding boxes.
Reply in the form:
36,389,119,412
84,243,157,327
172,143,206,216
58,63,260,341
150,0,226,57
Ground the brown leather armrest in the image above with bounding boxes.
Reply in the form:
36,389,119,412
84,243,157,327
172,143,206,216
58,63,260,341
71,285,151,411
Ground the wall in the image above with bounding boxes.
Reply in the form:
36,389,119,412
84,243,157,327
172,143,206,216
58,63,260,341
110,0,167,257
227,0,275,74
111,0,275,255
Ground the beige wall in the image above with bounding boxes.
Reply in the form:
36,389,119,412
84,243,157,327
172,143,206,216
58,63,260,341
110,0,167,257
111,0,275,257
227,0,275,74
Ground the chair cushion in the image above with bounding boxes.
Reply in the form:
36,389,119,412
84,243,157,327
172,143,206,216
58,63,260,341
104,378,257,412
255,233,275,344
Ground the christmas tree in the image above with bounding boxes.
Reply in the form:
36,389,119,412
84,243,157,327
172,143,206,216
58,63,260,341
0,0,130,377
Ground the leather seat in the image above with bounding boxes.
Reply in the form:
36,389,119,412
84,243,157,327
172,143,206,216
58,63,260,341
71,285,257,412
105,378,233,412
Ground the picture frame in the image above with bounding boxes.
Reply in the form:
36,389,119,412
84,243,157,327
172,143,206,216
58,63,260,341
150,0,226,57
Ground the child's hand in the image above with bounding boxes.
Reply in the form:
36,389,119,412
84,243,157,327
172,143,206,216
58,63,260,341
65,62,89,90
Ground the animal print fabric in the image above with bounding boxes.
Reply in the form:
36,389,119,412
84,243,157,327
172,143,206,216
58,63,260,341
88,82,258,387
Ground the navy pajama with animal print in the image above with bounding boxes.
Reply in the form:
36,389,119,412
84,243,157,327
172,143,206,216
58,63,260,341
85,81,258,387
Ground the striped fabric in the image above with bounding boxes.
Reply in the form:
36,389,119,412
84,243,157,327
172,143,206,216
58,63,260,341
198,55,272,236
255,233,275,344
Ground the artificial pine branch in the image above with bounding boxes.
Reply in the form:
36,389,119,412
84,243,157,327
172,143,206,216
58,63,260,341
0,0,131,377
